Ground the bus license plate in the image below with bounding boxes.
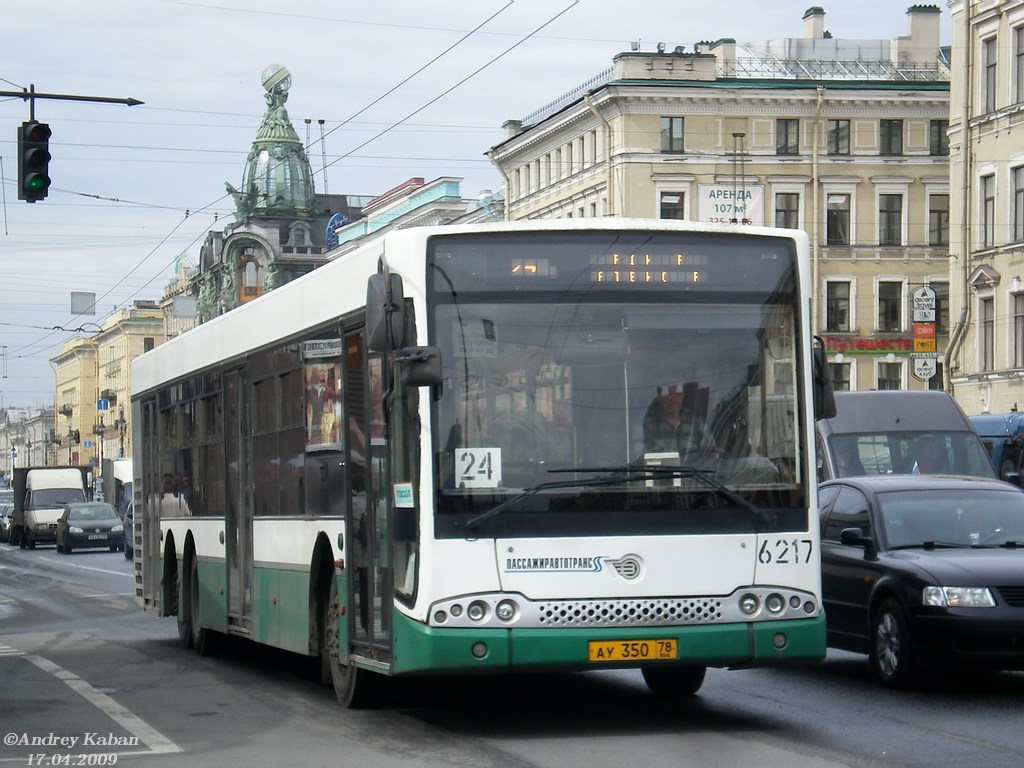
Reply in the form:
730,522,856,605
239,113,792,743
588,639,677,662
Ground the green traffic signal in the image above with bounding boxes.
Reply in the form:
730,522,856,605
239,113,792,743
17,120,51,202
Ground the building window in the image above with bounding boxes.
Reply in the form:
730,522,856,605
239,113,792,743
982,174,996,249
879,119,903,155
932,281,949,335
774,193,799,229
826,193,851,245
589,130,598,164
1016,27,1024,104
1015,167,1024,242
984,37,998,113
144,337,155,353
827,120,850,155
878,280,903,332
1015,294,1024,369
877,362,902,390
565,142,573,174
878,194,903,246
659,192,686,219
981,297,995,372
929,193,949,246
928,362,944,391
929,120,949,156
776,119,799,155
829,362,851,392
826,281,851,332
660,117,684,153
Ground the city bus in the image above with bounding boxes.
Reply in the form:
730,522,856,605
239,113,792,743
131,219,835,707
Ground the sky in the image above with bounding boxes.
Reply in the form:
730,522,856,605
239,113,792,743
1,0,952,408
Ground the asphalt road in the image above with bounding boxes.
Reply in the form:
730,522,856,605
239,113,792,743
2,543,1023,768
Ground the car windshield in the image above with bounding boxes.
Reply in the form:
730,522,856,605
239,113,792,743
879,489,1024,548
828,431,993,478
35,489,87,506
68,505,118,522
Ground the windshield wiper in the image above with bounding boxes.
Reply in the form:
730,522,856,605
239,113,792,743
629,464,776,527
464,472,642,530
464,464,775,531
890,541,970,551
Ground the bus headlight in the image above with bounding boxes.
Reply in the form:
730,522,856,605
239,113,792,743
495,599,519,623
467,601,489,622
765,593,786,615
739,593,760,615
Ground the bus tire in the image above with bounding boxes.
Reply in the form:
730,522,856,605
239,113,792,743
186,554,218,656
641,665,707,697
176,554,193,649
323,574,379,708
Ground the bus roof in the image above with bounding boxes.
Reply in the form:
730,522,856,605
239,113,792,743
131,219,808,398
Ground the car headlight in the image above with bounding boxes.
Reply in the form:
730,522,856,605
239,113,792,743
922,586,996,608
69,526,84,534
112,524,123,532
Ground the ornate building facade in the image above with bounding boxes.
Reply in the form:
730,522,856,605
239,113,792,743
488,6,952,392
193,65,367,322
947,0,1024,414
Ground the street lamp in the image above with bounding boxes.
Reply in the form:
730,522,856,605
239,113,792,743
94,416,105,471
114,408,127,458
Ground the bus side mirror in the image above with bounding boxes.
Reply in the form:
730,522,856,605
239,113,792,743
812,336,837,420
399,347,442,388
366,272,405,351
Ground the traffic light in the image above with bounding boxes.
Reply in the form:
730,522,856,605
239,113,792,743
17,120,51,202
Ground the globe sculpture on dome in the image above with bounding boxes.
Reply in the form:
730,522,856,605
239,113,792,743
227,64,315,220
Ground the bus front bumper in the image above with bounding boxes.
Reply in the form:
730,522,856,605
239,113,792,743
391,610,826,675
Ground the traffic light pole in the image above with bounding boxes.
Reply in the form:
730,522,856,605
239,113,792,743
4,84,143,203
0,84,144,117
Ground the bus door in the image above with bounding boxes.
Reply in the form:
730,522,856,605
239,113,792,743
345,334,392,664
224,367,254,630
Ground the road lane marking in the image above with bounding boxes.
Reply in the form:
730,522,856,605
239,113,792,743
9,651,182,756
53,561,133,577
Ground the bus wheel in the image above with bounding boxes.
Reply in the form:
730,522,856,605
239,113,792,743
323,575,379,708
175,556,193,649
188,555,218,656
641,665,707,697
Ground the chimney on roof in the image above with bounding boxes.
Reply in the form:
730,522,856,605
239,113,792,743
893,4,942,66
907,5,941,49
803,6,826,39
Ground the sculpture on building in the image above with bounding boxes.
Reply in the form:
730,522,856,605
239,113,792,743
196,272,215,322
220,267,236,312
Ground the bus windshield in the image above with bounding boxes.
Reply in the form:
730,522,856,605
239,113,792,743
427,230,807,536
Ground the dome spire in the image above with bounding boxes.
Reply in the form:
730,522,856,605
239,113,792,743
227,64,315,220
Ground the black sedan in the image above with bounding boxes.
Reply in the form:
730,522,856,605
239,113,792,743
818,475,1024,687
56,502,125,554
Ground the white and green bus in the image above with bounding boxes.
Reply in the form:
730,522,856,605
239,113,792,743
131,219,835,706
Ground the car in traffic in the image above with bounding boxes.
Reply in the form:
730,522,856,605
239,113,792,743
0,502,13,543
55,502,125,554
818,474,1024,687
816,391,996,481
